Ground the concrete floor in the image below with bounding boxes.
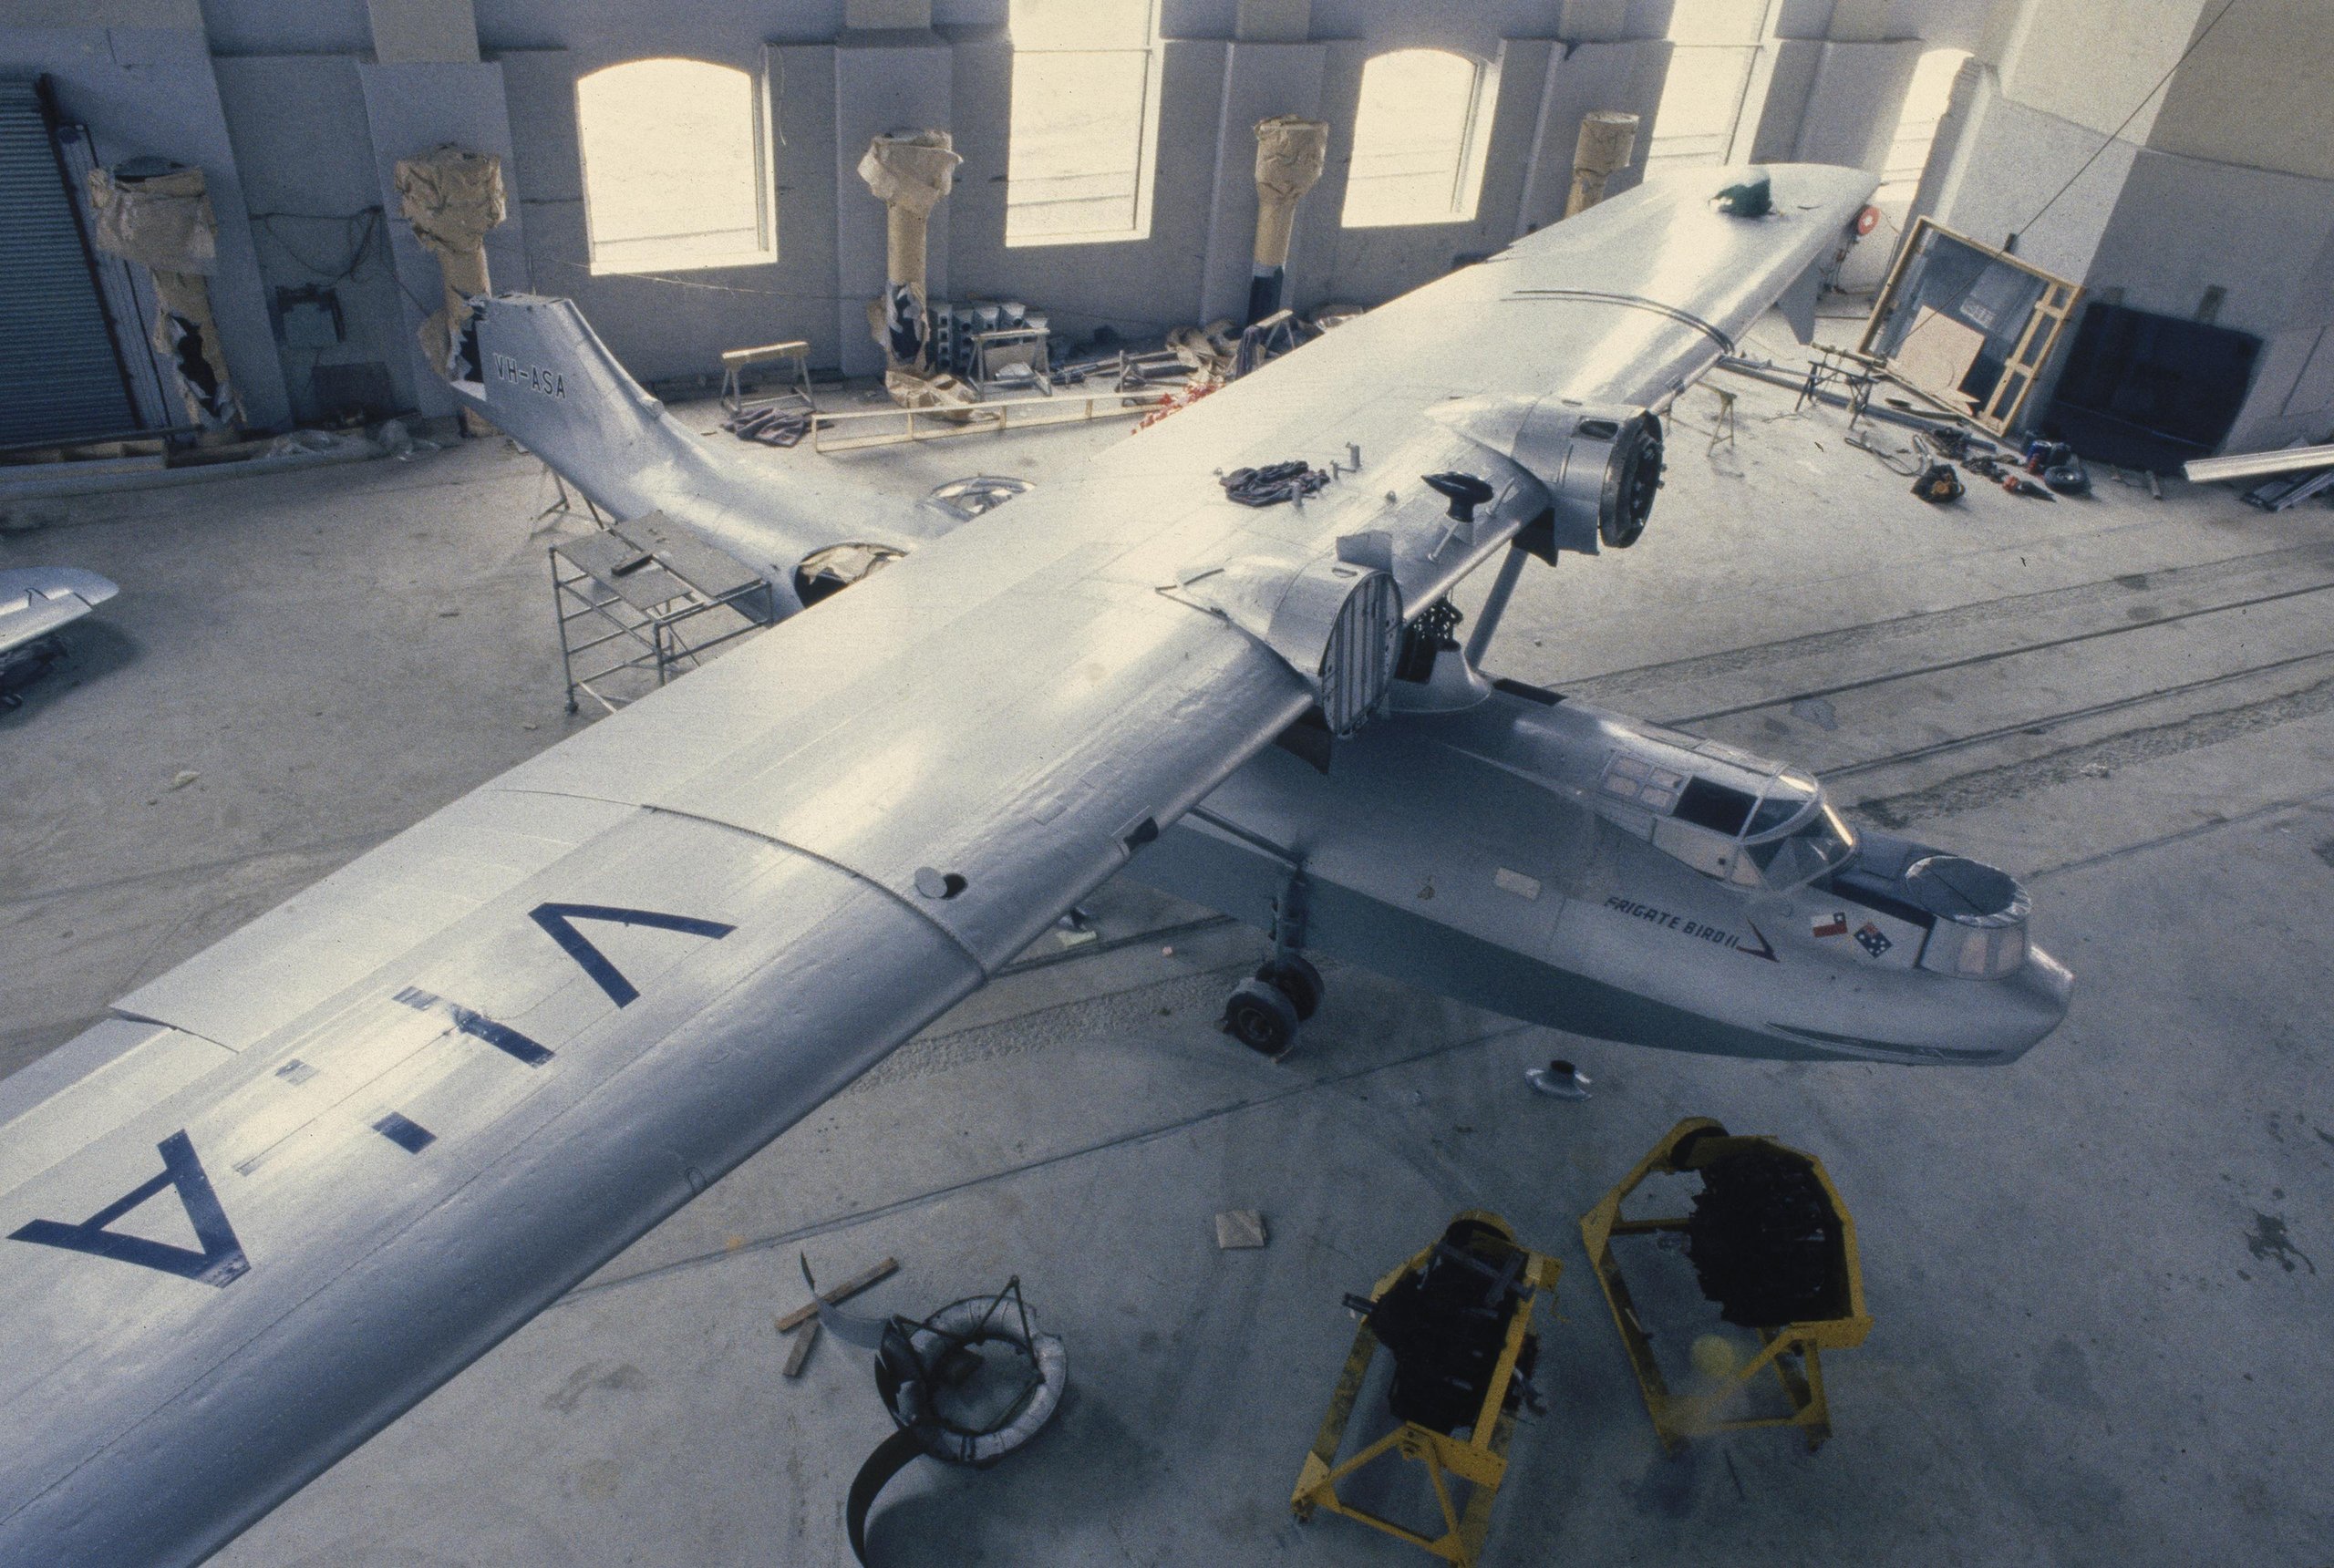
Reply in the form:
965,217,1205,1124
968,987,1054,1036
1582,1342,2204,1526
5,335,2331,1566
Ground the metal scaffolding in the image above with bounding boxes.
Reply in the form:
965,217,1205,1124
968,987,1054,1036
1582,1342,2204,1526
550,512,775,715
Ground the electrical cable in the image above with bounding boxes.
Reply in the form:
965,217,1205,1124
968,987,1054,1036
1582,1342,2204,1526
2013,0,2246,239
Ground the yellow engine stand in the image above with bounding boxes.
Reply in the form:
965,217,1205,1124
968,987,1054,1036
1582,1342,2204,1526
1580,1118,1871,1452
1289,1210,1559,1567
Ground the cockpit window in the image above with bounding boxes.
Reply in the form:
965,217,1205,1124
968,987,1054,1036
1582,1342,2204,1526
1673,778,1756,835
1742,799,1858,892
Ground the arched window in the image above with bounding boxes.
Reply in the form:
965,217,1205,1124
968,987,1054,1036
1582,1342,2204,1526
577,57,771,273
1647,0,1771,170
1877,48,1971,203
1006,0,1164,246
1339,48,1499,228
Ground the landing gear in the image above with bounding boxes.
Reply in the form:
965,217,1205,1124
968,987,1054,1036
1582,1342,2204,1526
1256,954,1322,1021
1221,862,1321,1057
1224,978,1299,1055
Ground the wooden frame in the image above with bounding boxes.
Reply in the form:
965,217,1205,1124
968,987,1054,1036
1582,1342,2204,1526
1860,215,2082,437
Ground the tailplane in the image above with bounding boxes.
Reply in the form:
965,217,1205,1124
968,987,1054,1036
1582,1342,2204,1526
449,294,938,614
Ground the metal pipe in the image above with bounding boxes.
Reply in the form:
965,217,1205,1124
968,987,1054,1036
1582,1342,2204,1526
2184,442,2334,484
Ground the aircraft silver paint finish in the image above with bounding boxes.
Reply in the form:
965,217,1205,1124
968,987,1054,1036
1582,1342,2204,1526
0,567,117,655
1130,677,2071,1066
0,166,1949,1566
459,295,948,612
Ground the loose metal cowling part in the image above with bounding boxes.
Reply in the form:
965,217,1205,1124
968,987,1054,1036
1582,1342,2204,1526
803,1259,1066,1565
1579,1118,1871,1452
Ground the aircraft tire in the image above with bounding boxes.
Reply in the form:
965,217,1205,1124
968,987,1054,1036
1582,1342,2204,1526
1223,978,1299,1055
1255,955,1324,1022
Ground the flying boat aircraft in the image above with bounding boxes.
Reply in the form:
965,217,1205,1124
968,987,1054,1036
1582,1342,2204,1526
0,162,2067,1566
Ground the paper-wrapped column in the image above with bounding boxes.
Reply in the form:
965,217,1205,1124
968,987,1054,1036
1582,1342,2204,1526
394,145,506,411
1248,115,1327,326
86,162,240,438
1565,111,1640,219
857,131,961,373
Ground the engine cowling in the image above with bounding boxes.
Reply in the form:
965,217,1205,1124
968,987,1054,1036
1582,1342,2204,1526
1428,394,1664,555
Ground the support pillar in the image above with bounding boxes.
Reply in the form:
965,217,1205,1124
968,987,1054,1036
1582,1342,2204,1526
857,130,961,397
1565,110,1639,218
86,160,241,441
393,144,504,432
1247,115,1327,326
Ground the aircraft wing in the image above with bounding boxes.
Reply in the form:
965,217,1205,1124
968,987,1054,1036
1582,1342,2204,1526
0,163,1872,1567
0,568,118,655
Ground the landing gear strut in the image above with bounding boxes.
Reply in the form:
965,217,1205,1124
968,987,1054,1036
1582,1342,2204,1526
1222,864,1322,1056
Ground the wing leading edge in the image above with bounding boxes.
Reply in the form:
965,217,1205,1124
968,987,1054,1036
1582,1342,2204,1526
0,163,1873,1566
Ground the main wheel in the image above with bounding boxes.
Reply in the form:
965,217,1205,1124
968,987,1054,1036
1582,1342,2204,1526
1222,978,1299,1055
1255,954,1324,1022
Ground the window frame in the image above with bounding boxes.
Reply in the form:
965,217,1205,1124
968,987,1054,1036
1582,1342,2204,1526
1002,0,1167,250
1644,0,1785,172
576,56,777,277
1337,46,1502,231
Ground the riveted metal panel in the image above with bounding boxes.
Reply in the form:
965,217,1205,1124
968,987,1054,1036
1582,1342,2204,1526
0,82,136,448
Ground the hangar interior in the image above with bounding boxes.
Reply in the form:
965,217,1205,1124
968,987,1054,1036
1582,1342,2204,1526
2,1,2330,1565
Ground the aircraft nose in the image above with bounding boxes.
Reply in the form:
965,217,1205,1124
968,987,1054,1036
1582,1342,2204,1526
1985,944,2074,1058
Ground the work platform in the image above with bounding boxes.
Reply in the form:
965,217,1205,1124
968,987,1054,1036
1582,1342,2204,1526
550,512,775,714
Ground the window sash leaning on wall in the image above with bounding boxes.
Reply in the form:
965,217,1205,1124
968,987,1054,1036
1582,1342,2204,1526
1004,0,1165,246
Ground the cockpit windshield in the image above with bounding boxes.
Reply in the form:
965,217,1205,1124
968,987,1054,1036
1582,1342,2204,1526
1740,798,1858,892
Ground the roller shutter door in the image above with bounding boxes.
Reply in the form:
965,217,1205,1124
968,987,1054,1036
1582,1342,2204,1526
0,79,137,447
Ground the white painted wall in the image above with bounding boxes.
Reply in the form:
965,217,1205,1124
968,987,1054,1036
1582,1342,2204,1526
11,0,2317,445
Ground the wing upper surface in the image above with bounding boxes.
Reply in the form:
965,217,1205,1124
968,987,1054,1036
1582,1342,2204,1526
0,163,1872,1566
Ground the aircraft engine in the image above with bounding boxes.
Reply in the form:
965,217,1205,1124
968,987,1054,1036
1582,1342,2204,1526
1429,395,1665,554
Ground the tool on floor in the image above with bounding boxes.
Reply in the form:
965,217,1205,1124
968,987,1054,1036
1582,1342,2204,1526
1581,1118,1870,1452
1911,461,1965,503
813,1264,1066,1567
1291,1212,1555,1566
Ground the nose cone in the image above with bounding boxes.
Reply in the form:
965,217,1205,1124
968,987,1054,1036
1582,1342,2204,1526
1984,944,2074,1061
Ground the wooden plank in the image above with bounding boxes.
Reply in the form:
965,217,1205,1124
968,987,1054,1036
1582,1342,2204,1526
773,1255,898,1333
780,1317,820,1377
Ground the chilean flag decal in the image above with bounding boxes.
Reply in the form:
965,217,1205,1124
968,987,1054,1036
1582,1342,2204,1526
1812,911,1850,939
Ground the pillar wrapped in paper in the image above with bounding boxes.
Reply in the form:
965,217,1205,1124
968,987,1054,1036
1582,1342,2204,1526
858,130,961,378
86,160,239,434
1249,116,1327,325
395,145,506,421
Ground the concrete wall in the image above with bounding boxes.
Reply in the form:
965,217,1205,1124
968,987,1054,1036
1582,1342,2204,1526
9,0,2271,431
1914,0,2334,451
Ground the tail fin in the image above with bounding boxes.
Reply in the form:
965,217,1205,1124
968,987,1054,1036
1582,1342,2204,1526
449,295,934,607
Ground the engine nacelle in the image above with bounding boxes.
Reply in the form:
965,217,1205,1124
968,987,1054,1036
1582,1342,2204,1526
1428,394,1663,555
1178,552,1404,737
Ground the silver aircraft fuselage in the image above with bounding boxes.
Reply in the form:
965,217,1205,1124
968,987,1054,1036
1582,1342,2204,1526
1131,649,2072,1065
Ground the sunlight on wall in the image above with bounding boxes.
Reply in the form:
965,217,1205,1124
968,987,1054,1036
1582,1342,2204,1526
1006,0,1162,246
1879,48,1971,203
1647,0,1770,170
577,57,770,274
1339,48,1496,229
